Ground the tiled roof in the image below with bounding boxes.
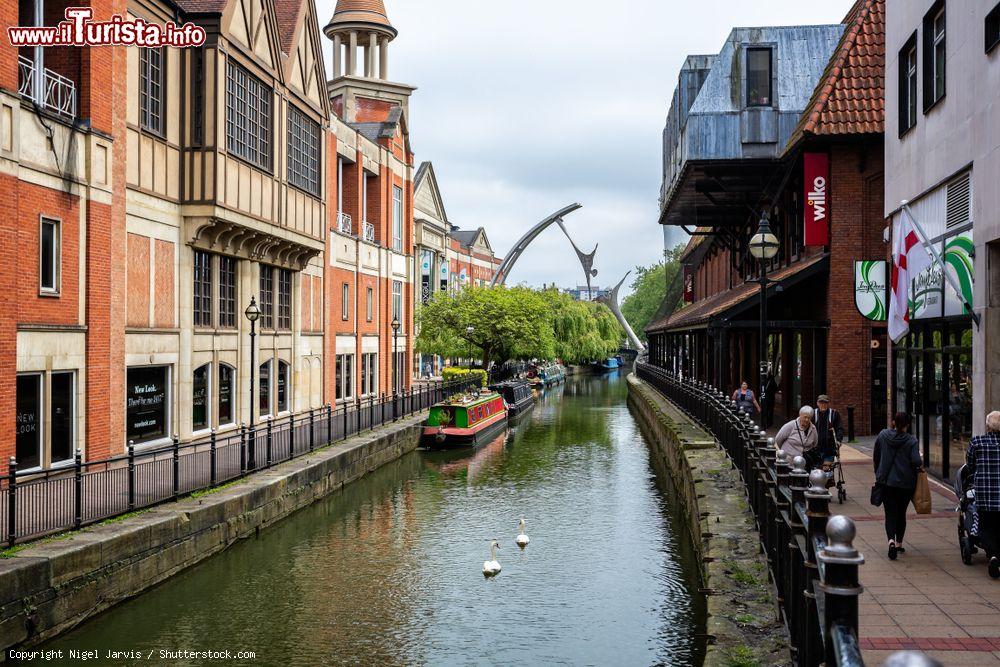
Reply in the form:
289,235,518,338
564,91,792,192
173,0,228,14
273,0,304,54
328,0,392,29
788,0,884,143
646,254,827,333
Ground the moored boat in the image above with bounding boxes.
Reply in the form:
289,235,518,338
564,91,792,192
489,379,535,418
539,363,566,386
422,390,508,447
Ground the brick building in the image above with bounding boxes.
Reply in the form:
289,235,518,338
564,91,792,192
646,2,890,435
3,0,416,469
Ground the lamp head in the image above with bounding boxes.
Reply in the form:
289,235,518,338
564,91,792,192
391,316,400,333
244,296,261,323
749,216,780,260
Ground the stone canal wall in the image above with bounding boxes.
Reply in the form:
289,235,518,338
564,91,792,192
626,374,790,667
0,415,425,654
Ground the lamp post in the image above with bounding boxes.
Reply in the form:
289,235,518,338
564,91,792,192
749,214,780,428
466,325,475,368
391,315,400,419
244,296,261,468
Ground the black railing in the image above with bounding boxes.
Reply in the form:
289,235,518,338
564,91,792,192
636,363,864,667
1,379,478,547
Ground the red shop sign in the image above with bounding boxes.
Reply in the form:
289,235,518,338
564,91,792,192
803,152,830,247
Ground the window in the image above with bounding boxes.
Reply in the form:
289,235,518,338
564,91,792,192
899,33,918,135
335,355,343,401
139,47,164,134
276,360,289,413
988,2,1000,53
392,186,403,252
342,282,350,320
226,60,271,171
361,353,377,395
219,256,237,328
277,268,292,330
50,372,74,464
192,48,204,146
194,251,212,327
366,287,373,321
126,366,170,445
335,353,355,401
259,360,271,416
192,364,210,432
16,374,42,469
392,280,403,322
746,48,772,107
260,267,274,329
39,217,59,294
923,2,946,109
287,106,320,195
218,364,235,426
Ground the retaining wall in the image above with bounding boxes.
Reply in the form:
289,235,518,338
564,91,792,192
627,374,790,667
0,415,424,655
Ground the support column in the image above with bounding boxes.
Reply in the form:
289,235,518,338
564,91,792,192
367,33,377,78
379,37,389,80
347,31,357,76
332,33,341,78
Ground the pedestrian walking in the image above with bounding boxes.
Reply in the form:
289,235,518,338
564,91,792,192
872,412,923,561
815,394,844,464
966,411,1000,578
731,381,761,418
774,406,819,465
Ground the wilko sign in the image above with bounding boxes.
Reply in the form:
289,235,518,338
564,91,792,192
803,153,830,247
683,265,694,303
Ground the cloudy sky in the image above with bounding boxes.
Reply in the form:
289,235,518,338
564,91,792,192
317,0,854,294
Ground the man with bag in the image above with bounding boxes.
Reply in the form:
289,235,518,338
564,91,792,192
872,412,924,561
966,411,1000,578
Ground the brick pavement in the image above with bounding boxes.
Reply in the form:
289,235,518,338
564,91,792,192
835,443,1000,665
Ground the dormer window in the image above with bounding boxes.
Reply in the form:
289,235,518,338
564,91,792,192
746,48,772,107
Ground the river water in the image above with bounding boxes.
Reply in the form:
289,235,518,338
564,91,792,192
47,372,706,666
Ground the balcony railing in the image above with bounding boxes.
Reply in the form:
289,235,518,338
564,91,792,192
18,55,76,119
362,221,375,243
337,212,353,236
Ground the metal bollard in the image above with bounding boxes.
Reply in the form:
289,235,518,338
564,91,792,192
209,431,217,488
818,515,865,667
74,449,83,529
266,416,273,467
172,434,180,501
128,440,137,507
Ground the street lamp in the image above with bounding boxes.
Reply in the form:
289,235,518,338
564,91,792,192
244,296,261,468
391,316,400,419
466,325,475,368
749,214,780,427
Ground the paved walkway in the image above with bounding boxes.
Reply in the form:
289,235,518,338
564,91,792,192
833,442,1000,665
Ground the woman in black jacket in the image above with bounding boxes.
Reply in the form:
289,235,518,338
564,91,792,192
873,412,924,560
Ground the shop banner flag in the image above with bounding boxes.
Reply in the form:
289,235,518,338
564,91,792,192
803,153,830,247
854,260,887,321
888,215,933,343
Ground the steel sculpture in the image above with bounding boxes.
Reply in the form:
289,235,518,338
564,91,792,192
489,203,584,287
596,272,645,351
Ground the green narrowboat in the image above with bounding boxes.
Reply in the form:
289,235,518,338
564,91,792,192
422,390,508,447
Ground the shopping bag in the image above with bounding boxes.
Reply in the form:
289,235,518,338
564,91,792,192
912,471,932,515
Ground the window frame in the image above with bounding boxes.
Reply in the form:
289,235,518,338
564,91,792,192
987,2,1000,53
392,280,403,323
276,359,290,414
923,1,946,111
277,268,292,330
218,363,236,428
259,359,272,418
192,363,211,434
899,32,919,136
225,60,272,172
139,46,165,136
193,250,213,328
126,365,172,448
392,186,404,252
39,216,60,296
342,282,350,321
286,105,321,196
259,266,274,330
218,255,237,328
16,372,44,471
745,47,773,108
366,286,373,321
49,370,75,466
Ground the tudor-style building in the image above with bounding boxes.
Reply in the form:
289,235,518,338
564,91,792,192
2,0,417,468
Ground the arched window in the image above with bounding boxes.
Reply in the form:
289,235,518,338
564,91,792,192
192,364,210,432
218,364,235,426
259,360,272,416
277,360,290,413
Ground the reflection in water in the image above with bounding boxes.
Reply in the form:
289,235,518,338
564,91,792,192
49,373,705,666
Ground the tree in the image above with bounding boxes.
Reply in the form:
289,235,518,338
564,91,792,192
621,243,685,342
416,286,554,369
540,289,623,364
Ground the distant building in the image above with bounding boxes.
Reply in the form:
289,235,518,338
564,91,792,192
565,286,611,302
447,225,501,290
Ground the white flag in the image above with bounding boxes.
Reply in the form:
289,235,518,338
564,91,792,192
888,214,933,343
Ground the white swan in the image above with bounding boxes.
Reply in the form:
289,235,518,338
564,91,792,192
483,540,501,577
516,518,529,548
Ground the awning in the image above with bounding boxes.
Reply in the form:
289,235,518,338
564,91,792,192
647,253,828,333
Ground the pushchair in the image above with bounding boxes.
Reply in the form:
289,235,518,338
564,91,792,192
821,439,848,504
954,463,982,565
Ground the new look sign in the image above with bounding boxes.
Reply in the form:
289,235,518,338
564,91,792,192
804,153,830,247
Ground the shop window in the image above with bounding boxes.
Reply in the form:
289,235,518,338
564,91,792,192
219,364,235,426
126,366,170,445
259,360,271,416
988,2,1000,53
219,256,237,328
923,2,946,110
360,352,377,395
39,217,59,294
898,33,918,134
192,364,210,432
16,374,42,469
335,355,344,401
276,360,289,413
746,47,772,107
50,372,74,464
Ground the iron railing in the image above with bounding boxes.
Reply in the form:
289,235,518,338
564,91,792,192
337,212,353,235
0,379,479,547
18,55,77,118
636,362,865,667
362,221,375,243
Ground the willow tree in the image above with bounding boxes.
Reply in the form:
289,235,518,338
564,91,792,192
416,286,555,369
540,289,623,364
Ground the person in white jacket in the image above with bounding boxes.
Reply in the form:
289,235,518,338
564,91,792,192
774,406,818,464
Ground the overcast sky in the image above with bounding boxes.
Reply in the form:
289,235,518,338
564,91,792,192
317,0,854,294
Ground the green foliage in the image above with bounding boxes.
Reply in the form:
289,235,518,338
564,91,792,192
621,243,685,342
441,367,487,388
540,289,623,364
725,646,761,667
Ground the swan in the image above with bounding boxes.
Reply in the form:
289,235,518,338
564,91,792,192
516,518,529,548
483,540,501,577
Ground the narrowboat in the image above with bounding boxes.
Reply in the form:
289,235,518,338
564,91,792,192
595,357,622,372
422,390,508,447
539,363,566,386
489,379,535,418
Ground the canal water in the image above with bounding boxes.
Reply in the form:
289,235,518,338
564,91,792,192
47,372,706,666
